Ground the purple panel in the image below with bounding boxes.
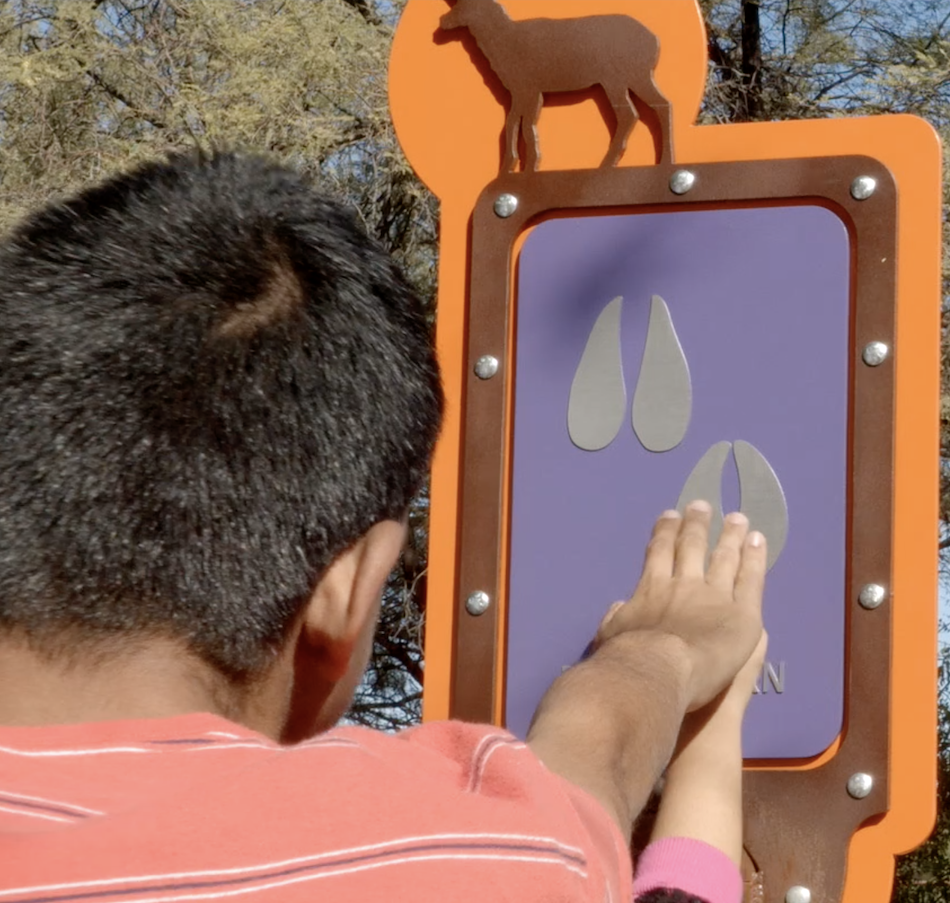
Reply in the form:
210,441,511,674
506,206,850,759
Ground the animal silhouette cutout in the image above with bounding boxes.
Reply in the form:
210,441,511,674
439,0,673,171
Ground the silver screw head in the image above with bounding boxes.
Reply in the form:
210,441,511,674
669,170,697,195
851,175,878,200
465,590,491,617
474,355,500,380
785,886,812,903
862,341,889,367
859,583,887,610
493,193,519,218
847,772,874,799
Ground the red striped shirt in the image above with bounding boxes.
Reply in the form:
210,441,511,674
0,714,630,902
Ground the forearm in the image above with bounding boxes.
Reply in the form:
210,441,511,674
650,711,744,866
526,632,691,839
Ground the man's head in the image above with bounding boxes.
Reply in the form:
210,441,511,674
0,152,442,730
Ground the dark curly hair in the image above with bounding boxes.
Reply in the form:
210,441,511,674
636,889,709,903
0,151,443,679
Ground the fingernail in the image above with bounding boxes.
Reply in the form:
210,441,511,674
687,499,712,514
748,531,765,547
661,509,682,519
725,511,748,526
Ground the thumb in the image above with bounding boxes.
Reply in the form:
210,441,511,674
593,600,626,648
599,600,625,632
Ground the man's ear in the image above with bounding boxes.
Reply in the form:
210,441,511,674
300,519,407,680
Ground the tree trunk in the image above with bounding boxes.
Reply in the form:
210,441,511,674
740,0,763,121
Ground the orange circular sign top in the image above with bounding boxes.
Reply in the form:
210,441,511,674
390,0,707,202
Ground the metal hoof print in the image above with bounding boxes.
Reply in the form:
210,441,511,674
568,296,626,451
569,292,691,454
734,440,789,571
676,440,788,572
676,439,788,570
566,291,786,570
632,294,692,452
675,440,730,548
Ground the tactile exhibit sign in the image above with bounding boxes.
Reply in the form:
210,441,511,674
389,3,940,902
507,203,849,759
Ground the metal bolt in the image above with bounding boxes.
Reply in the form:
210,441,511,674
465,590,491,617
669,170,697,195
493,193,519,218
474,355,500,380
859,583,887,610
851,175,877,200
862,341,889,367
847,772,874,799
785,887,812,903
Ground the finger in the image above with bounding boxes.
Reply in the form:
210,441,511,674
592,599,625,648
734,530,767,616
597,600,625,633
672,500,712,579
706,511,749,590
639,509,682,582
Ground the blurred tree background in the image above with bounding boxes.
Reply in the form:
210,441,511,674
0,0,947,895
0,0,437,729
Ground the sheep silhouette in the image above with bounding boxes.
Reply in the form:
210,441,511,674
439,0,673,171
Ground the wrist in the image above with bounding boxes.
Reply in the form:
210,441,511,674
669,727,742,773
668,713,743,782
528,630,694,837
594,631,693,709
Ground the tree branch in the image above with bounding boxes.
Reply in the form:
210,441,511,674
86,69,168,130
340,0,382,28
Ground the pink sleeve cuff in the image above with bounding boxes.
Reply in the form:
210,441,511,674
632,837,743,903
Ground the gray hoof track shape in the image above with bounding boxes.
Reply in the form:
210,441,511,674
733,440,788,571
632,294,691,452
568,293,691,453
676,440,788,572
568,293,788,571
675,440,731,549
568,296,626,451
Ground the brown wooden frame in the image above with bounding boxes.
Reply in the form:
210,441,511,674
451,157,896,903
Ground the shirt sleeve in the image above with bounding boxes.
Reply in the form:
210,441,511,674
397,721,633,903
632,837,743,903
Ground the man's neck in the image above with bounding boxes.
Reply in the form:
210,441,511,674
0,633,285,737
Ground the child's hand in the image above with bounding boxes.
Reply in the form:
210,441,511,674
720,630,768,716
672,630,768,757
622,534,767,870
646,637,765,870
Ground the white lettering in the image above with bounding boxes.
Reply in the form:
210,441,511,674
752,661,786,695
